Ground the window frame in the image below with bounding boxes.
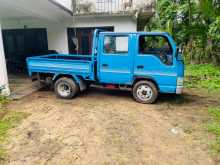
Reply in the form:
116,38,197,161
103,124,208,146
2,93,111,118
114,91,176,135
138,34,173,55
103,35,129,55
138,34,174,66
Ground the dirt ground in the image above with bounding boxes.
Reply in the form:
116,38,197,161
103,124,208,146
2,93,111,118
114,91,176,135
3,87,220,165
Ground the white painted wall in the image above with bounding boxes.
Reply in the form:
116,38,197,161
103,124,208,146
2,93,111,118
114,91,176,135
73,16,137,32
47,24,69,54
0,22,10,96
2,19,70,54
2,16,136,54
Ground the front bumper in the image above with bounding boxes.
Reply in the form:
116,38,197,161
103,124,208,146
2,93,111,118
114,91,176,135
176,77,184,94
176,86,183,94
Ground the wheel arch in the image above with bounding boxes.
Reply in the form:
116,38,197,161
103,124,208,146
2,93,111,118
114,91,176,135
53,74,87,91
133,76,159,91
53,74,77,82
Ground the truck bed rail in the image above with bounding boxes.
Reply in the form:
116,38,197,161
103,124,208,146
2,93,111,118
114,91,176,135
26,54,94,80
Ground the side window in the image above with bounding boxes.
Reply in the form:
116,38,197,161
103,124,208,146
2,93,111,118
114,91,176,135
139,35,173,65
104,35,128,54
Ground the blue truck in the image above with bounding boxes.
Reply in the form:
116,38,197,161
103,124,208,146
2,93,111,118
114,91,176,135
26,29,184,104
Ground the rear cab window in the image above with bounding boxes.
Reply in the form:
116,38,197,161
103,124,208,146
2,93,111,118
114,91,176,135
103,35,129,55
139,35,173,65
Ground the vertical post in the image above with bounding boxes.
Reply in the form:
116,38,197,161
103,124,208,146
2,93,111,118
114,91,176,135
188,0,191,26
0,22,10,96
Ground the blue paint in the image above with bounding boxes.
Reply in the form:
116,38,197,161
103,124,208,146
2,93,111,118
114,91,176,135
27,29,184,94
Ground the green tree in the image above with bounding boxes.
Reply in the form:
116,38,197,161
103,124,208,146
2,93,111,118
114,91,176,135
146,0,220,64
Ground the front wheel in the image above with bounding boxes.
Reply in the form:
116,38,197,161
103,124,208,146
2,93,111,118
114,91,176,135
132,80,158,104
54,77,79,99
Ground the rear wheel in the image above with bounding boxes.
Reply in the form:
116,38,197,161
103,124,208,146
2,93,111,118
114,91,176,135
54,77,79,99
132,80,158,104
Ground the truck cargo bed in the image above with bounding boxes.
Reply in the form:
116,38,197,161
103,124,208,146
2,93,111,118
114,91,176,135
26,54,94,80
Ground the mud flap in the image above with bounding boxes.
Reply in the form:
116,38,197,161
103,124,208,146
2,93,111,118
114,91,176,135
77,77,87,91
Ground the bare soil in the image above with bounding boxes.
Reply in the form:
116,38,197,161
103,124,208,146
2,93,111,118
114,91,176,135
4,87,220,165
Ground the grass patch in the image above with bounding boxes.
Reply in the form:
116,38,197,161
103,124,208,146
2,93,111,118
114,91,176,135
0,97,9,107
206,107,220,155
185,64,220,91
0,96,29,160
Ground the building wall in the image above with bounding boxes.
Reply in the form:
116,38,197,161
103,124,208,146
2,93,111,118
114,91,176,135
2,16,136,54
73,16,136,32
3,17,137,53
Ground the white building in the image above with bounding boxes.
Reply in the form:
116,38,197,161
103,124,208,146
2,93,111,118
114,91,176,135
0,0,154,96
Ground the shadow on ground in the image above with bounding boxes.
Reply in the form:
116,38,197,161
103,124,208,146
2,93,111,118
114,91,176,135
40,86,220,111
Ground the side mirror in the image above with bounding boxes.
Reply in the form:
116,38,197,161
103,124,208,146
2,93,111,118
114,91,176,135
176,47,183,61
176,47,183,55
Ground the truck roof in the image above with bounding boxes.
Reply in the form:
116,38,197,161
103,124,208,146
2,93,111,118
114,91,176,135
100,31,170,36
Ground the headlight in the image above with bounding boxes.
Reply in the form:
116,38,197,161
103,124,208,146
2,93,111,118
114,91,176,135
177,77,184,86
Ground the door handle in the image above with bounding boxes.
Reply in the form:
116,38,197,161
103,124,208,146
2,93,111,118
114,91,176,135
102,64,108,67
137,65,144,69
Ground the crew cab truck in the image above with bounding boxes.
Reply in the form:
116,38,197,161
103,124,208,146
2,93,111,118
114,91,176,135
26,29,184,104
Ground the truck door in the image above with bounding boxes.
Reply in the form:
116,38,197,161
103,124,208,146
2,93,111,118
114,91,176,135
98,33,133,84
135,34,177,93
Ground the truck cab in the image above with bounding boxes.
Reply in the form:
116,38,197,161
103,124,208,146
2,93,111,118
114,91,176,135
27,30,184,104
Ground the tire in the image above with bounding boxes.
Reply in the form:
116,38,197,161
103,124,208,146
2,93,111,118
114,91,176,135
132,80,158,104
54,77,79,99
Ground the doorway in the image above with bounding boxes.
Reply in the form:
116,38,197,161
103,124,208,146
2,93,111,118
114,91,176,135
67,26,114,55
2,28,48,74
2,28,49,98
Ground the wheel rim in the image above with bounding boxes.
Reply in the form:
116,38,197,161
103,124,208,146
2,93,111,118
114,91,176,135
136,84,153,101
57,83,71,97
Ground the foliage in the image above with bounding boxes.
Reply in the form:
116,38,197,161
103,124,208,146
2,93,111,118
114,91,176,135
0,97,29,160
185,64,220,91
0,97,9,106
146,0,220,64
208,16,220,44
206,107,220,154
